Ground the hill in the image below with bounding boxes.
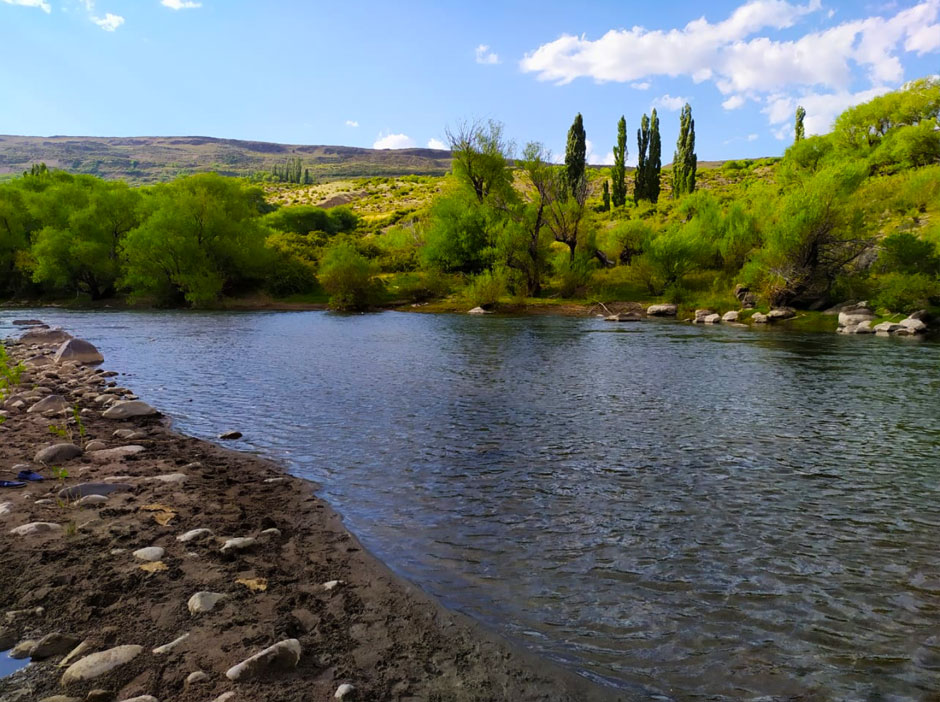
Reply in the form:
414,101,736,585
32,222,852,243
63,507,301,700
0,135,453,184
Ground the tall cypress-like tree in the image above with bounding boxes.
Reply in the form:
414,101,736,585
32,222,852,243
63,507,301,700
647,109,662,203
672,103,696,198
635,113,650,202
611,116,627,208
565,113,586,200
602,180,611,211
795,105,806,142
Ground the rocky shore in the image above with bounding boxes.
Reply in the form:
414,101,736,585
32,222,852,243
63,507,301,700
0,326,617,702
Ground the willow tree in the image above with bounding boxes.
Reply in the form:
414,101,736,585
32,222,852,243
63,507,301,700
611,116,627,207
672,103,697,198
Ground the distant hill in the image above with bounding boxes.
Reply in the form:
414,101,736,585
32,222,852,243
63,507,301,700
0,135,454,184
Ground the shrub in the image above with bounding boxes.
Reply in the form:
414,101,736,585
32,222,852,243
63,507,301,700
872,272,940,312
877,232,940,276
318,241,380,310
463,269,504,308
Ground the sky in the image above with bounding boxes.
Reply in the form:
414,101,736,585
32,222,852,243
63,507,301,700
1,0,939,164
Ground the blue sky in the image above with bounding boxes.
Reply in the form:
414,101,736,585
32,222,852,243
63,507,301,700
1,0,938,163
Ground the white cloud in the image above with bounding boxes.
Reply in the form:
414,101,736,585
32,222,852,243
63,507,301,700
722,94,746,109
762,85,893,135
747,133,759,141
373,132,416,149
161,0,202,9
475,44,500,65
2,0,51,12
631,81,651,90
653,94,688,111
585,139,615,165
91,11,123,30
345,120,359,128
427,138,447,150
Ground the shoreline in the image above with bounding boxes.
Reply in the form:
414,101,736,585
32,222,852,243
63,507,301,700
0,330,623,701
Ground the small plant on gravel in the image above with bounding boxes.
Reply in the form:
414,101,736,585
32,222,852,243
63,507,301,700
72,405,86,441
0,344,25,400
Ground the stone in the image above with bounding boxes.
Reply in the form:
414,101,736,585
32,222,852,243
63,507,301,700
185,671,208,685
259,528,281,538
112,429,135,439
323,580,343,591
57,640,91,668
751,313,769,324
177,528,213,543
12,319,45,326
900,317,927,333
89,445,146,463
102,401,159,420
187,592,226,615
703,313,721,324
692,309,715,324
5,606,44,621
85,440,107,451
153,632,189,655
721,310,739,322
29,632,82,660
645,303,677,317
9,638,38,658
225,639,301,681
220,537,256,554
909,309,929,321
0,627,15,651
767,307,796,320
35,443,82,464
218,431,242,440
54,339,103,365
38,697,81,702
27,394,70,415
0,501,13,518
605,312,642,322
334,683,356,699
467,307,491,315
60,645,143,685
838,310,874,327
9,522,62,536
853,320,875,334
58,483,134,501
209,694,236,702
20,328,72,345
86,692,112,702
77,494,110,508
117,697,158,702
147,473,187,485
874,322,903,334
133,547,165,562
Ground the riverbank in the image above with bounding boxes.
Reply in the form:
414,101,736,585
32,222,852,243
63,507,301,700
0,330,619,701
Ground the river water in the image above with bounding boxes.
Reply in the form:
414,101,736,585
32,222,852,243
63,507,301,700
3,309,940,699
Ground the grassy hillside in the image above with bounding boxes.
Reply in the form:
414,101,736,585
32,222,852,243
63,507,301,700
0,135,453,184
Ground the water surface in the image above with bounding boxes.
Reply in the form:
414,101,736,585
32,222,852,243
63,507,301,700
4,309,940,699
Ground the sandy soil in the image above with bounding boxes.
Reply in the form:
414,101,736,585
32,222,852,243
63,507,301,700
0,332,623,702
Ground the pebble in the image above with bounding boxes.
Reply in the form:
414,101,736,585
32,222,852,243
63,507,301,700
113,429,135,439
26,394,70,415
177,528,213,543
38,696,81,702
34,442,83,464
263,478,285,484
57,640,90,668
9,522,62,536
89,445,146,463
218,431,242,440
334,683,356,699
133,547,165,562
29,631,82,659
102,401,159,420
84,440,107,451
5,606,44,621
187,591,226,615
59,483,134,500
60,645,144,685
0,501,14,517
259,528,281,538
210,693,236,702
220,537,256,554
185,670,208,685
77,495,109,506
9,638,38,659
118,696,159,702
323,580,344,591
225,639,301,681
152,632,190,655
147,473,187,484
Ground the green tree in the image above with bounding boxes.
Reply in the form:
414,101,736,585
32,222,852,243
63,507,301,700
602,180,611,211
565,113,586,199
647,109,662,203
672,103,697,198
795,105,806,142
121,174,271,305
636,114,650,202
318,240,380,310
445,120,512,203
421,190,492,273
611,116,627,208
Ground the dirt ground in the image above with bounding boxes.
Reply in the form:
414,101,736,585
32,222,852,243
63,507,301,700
0,332,623,702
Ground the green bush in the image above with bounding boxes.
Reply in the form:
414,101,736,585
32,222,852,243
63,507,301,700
463,269,504,308
318,241,380,310
872,272,940,312
877,232,940,275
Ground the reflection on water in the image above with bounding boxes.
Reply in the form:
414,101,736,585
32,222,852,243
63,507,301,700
4,309,940,699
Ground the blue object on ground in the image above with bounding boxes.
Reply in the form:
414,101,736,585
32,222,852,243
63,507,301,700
0,481,26,488
16,470,44,482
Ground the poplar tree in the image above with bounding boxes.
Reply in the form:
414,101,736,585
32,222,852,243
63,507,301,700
635,113,650,202
611,116,627,207
672,103,697,198
602,180,611,211
795,105,806,142
648,109,662,203
565,113,586,200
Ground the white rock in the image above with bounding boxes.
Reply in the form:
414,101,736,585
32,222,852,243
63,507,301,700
187,592,226,615
260,528,281,538
152,632,190,655
646,303,677,317
323,580,344,591
177,528,213,543
60,645,143,685
873,322,903,334
118,697,159,702
77,495,109,506
0,502,13,518
334,683,356,699
9,522,62,536
58,640,91,668
147,473,187,484
467,307,491,315
751,312,768,324
900,317,927,333
185,670,208,685
89,445,146,463
133,547,165,562
703,313,721,324
225,639,301,681
721,310,739,322
209,693,236,702
220,537,256,554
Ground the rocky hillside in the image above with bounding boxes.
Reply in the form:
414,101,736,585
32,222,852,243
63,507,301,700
0,135,453,184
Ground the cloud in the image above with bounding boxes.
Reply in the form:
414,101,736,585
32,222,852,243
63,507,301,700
653,94,688,111
373,132,416,149
747,133,759,141
91,11,123,30
2,0,51,12
345,120,359,128
585,139,615,165
475,44,500,65
161,0,202,9
722,94,746,110
427,138,447,150
631,81,651,90
762,85,893,135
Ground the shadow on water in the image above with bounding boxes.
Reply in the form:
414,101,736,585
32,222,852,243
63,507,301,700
3,309,940,699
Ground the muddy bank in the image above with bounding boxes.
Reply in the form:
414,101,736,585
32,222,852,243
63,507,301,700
0,330,622,702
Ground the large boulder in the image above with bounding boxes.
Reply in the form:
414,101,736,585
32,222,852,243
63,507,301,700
102,401,160,420
767,307,796,321
703,313,721,324
60,645,143,685
53,339,103,365
20,328,72,345
646,304,677,317
751,312,769,324
225,639,301,681
35,443,83,464
692,309,715,324
900,317,927,334
722,310,740,322
874,322,903,334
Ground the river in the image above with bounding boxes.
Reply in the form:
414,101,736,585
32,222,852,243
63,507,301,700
3,309,940,699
